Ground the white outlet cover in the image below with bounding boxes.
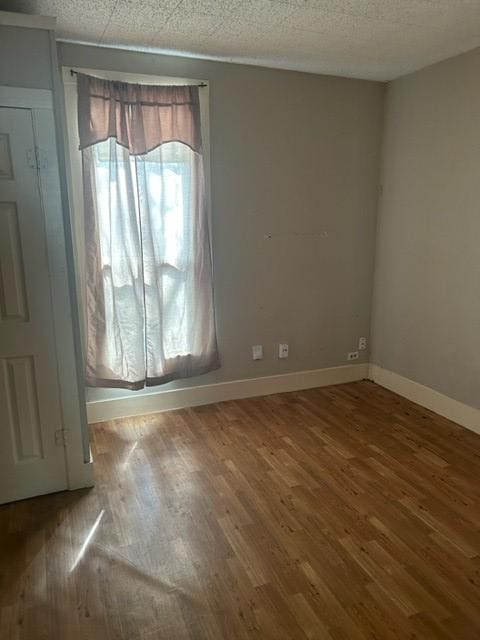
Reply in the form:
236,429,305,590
358,337,367,350
348,351,359,361
252,345,263,360
279,343,289,358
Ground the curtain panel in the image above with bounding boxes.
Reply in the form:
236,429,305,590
77,73,219,389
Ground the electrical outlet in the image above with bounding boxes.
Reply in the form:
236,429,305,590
252,345,263,360
278,343,289,359
347,351,359,361
358,337,367,350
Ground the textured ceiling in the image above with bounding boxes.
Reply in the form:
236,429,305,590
2,0,480,81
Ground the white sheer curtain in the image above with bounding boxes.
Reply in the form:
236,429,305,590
78,74,219,389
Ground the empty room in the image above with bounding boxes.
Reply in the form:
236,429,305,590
0,1,479,638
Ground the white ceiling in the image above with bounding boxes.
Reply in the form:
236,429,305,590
3,0,480,81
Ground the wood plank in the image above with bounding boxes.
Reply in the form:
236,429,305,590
1,381,479,639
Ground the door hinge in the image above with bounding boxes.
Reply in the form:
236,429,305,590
26,147,47,170
55,429,69,447
26,149,36,169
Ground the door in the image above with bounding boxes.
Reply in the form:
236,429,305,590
0,107,68,504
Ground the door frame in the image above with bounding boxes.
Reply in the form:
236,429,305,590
0,85,93,491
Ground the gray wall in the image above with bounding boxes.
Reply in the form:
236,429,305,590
371,47,480,409
57,43,384,402
0,25,53,89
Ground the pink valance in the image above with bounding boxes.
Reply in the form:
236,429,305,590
77,73,202,155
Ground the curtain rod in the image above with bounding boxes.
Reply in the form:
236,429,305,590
69,69,207,87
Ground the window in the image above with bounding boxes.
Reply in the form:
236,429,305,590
93,140,194,360
64,69,218,389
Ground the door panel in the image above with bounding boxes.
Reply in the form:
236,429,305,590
0,200,29,321
0,107,68,504
2,356,43,461
0,133,14,179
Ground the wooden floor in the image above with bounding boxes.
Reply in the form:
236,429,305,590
1,381,480,639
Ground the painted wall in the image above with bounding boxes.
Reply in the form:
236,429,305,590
0,25,53,89
371,47,480,409
57,43,384,402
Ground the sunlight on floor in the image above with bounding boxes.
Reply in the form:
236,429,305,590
70,509,105,572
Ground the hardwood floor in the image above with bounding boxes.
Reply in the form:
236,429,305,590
1,381,480,639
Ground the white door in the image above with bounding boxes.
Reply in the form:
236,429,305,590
0,107,68,504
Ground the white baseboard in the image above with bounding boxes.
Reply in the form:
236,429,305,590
368,364,480,436
86,361,480,436
87,363,369,423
